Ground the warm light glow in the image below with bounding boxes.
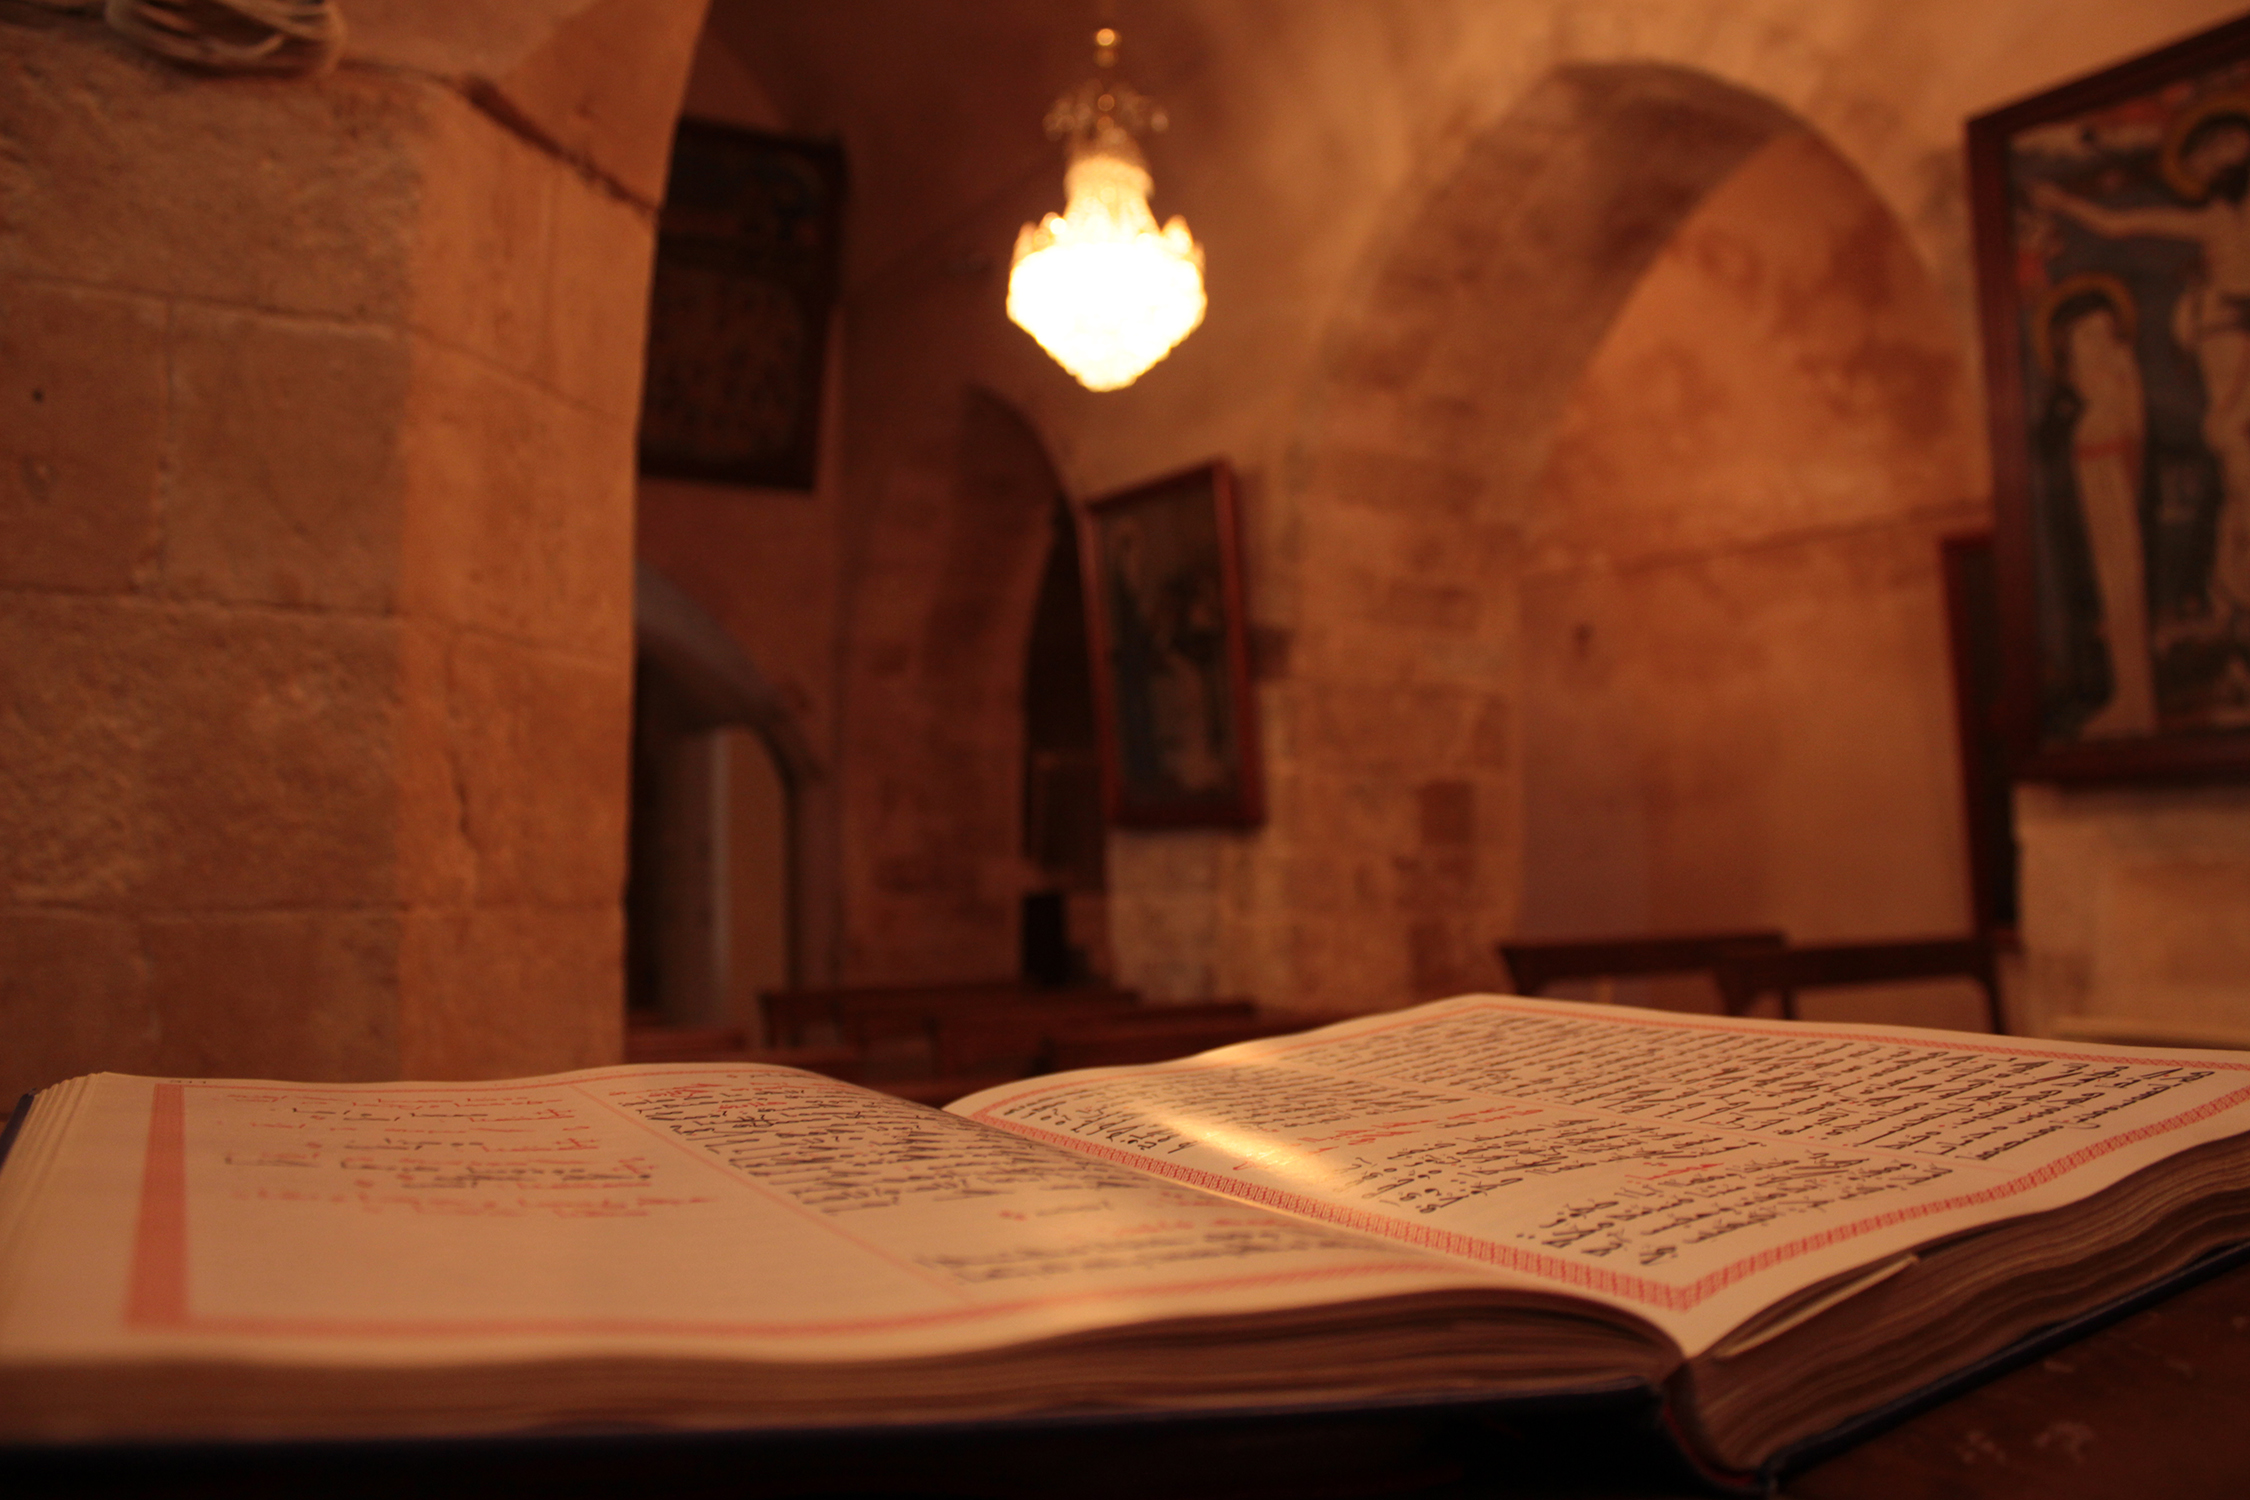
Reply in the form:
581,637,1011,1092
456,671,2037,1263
1008,147,1206,392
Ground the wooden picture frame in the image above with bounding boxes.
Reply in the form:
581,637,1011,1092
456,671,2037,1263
638,120,846,492
1078,461,1265,827
1969,16,2250,782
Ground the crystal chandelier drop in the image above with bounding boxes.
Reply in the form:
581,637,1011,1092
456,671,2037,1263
1007,27,1206,392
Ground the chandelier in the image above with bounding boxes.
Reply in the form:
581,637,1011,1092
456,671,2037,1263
1007,27,1206,392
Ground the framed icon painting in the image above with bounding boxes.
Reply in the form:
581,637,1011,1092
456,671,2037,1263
1078,461,1265,827
1969,14,2250,780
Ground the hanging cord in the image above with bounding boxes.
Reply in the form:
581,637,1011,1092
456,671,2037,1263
101,0,344,75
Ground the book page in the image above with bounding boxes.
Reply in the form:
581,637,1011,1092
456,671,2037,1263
950,996,2250,1354
0,1064,1514,1371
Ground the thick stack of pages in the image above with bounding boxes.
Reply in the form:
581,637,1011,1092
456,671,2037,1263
4,995,2248,1482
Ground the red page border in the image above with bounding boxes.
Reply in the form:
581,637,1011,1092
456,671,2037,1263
123,1075,1452,1341
961,999,2250,1312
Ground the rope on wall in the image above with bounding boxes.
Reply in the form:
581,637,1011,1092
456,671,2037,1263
9,0,344,75
104,0,344,74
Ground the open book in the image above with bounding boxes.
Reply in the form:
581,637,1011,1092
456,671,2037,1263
5,995,2250,1484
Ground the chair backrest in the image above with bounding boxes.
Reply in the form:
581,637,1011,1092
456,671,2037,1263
1497,930,1788,997
929,994,1164,1076
760,981,1144,1049
1042,1013,1300,1074
1711,937,2004,1032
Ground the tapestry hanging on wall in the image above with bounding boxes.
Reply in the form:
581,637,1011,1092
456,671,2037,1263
638,119,846,492
1969,13,2250,780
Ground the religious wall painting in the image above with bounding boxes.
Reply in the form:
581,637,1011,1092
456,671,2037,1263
1079,462,1264,827
638,120,846,491
1970,15,2250,779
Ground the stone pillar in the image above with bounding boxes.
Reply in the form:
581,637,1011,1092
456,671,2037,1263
0,7,703,1098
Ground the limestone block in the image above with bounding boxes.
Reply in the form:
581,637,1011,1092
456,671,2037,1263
399,338,635,658
1391,849,1484,912
162,305,409,611
467,0,707,209
408,91,559,389
342,0,619,78
1417,779,1478,845
1,593,152,905
1366,576,1485,634
141,911,401,1081
1304,446,1486,519
134,606,400,911
437,632,629,908
1279,853,1382,914
541,170,657,422
399,904,621,1079
0,277,165,593
405,78,659,418
2016,784,2250,1036
1296,680,1490,772
391,622,473,908
0,26,420,322
0,909,154,1102
1287,912,1415,1013
1408,917,1480,998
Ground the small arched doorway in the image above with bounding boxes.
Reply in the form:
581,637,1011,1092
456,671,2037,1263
627,562,825,1039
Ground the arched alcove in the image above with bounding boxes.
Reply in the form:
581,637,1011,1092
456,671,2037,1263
1514,129,1989,1023
1198,62,1986,1018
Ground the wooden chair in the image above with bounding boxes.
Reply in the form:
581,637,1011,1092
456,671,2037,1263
928,993,1168,1077
761,981,1141,1051
1711,936,2005,1033
622,1023,868,1083
762,981,1018,1050
1497,930,1788,1002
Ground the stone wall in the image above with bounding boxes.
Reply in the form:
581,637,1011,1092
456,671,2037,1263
633,29,845,986
0,4,704,1101
725,0,2248,1027
1517,130,1993,1029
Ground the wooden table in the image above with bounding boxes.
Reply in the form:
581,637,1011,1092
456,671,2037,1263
1781,1251,2250,1500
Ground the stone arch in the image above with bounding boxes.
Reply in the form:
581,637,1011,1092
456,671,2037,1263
1228,62,1984,1017
1296,63,1799,525
635,561,824,789
629,562,835,1029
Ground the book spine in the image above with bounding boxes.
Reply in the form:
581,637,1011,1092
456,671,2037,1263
0,1095,31,1177
1758,1236,2250,1485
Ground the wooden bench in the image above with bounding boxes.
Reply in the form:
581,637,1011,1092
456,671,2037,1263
1042,1010,1305,1072
761,981,1143,1052
1497,930,1788,1001
1711,936,2005,1032
623,1023,867,1084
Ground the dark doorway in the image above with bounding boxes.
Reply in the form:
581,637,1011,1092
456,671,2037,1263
1021,499,1107,983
